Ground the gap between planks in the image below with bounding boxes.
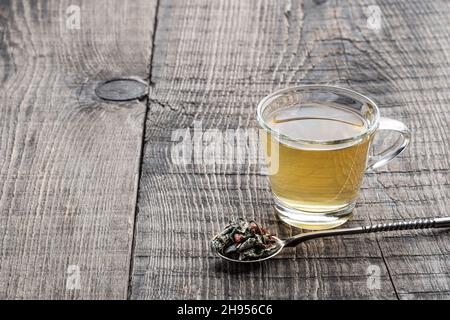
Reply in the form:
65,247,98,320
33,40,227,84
126,0,161,300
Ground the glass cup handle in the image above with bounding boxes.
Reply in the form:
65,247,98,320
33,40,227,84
367,117,411,171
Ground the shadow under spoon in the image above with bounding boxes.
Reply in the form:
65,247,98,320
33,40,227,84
213,217,450,263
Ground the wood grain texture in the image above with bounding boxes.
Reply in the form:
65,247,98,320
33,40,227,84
130,0,450,299
1,0,448,300
0,0,156,299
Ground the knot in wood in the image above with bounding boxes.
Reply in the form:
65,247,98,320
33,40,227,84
95,78,148,101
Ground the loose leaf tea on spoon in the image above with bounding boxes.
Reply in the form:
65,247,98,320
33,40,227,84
211,219,279,261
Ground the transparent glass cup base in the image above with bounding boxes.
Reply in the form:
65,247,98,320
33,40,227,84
274,196,355,230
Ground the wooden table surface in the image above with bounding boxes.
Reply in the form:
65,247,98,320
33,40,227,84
0,0,449,300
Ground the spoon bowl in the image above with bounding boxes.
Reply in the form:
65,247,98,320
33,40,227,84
213,235,285,263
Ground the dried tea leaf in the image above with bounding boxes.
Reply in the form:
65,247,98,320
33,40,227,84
211,218,279,261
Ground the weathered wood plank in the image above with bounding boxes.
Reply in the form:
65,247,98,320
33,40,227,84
129,0,446,299
0,0,157,299
133,0,450,299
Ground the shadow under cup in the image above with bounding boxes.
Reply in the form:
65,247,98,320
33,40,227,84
257,85,410,230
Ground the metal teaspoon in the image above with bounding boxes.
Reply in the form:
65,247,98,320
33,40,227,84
213,217,450,263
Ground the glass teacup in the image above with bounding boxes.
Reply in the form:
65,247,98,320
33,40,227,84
257,85,410,230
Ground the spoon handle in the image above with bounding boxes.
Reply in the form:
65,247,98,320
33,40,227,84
284,217,450,247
